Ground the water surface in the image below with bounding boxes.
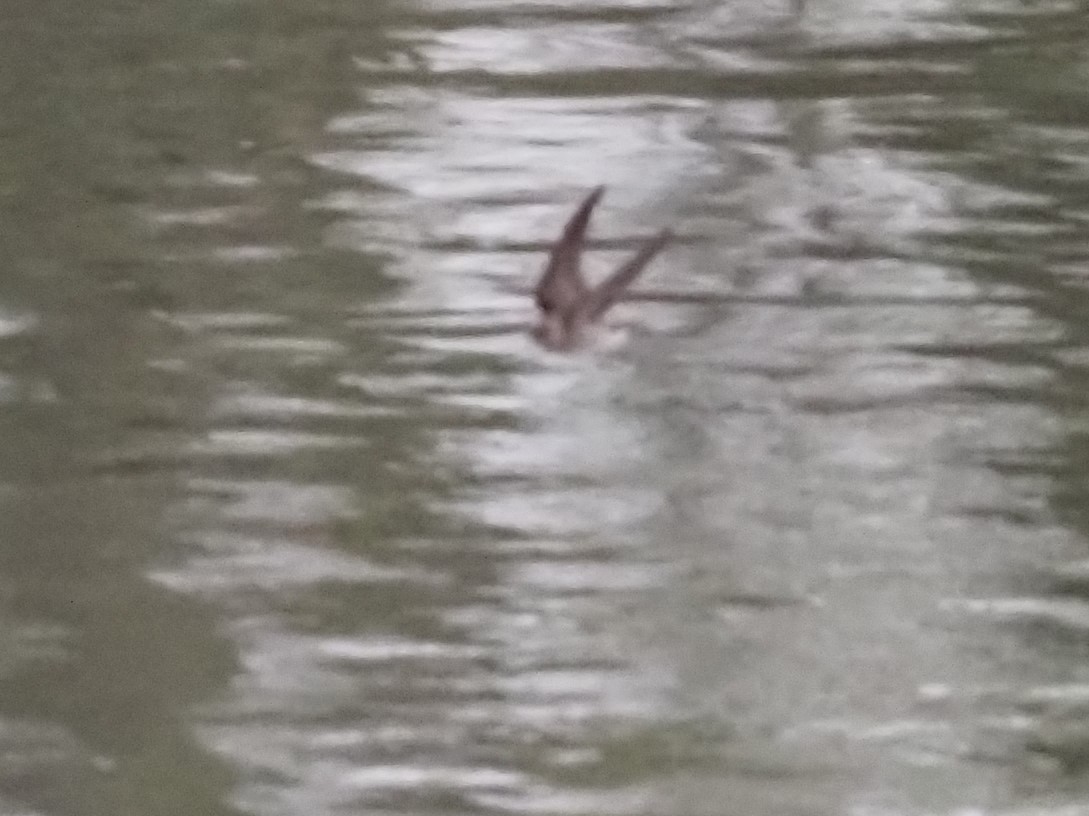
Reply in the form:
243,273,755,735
2,1,1089,815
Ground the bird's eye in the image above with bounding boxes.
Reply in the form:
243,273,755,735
536,294,555,313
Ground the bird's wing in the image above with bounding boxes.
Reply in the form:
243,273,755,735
584,228,672,321
533,186,605,314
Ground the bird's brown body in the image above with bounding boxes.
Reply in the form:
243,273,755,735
532,186,672,351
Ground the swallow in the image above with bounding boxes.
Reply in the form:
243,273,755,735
532,186,672,351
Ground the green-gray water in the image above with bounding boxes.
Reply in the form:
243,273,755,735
2,1,1089,814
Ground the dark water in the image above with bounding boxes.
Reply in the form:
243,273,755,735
3,0,1089,814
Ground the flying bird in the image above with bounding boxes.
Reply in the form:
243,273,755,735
532,186,672,351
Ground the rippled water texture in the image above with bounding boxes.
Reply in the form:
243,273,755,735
3,0,1089,814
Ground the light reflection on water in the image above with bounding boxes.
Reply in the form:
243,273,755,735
3,0,1089,815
